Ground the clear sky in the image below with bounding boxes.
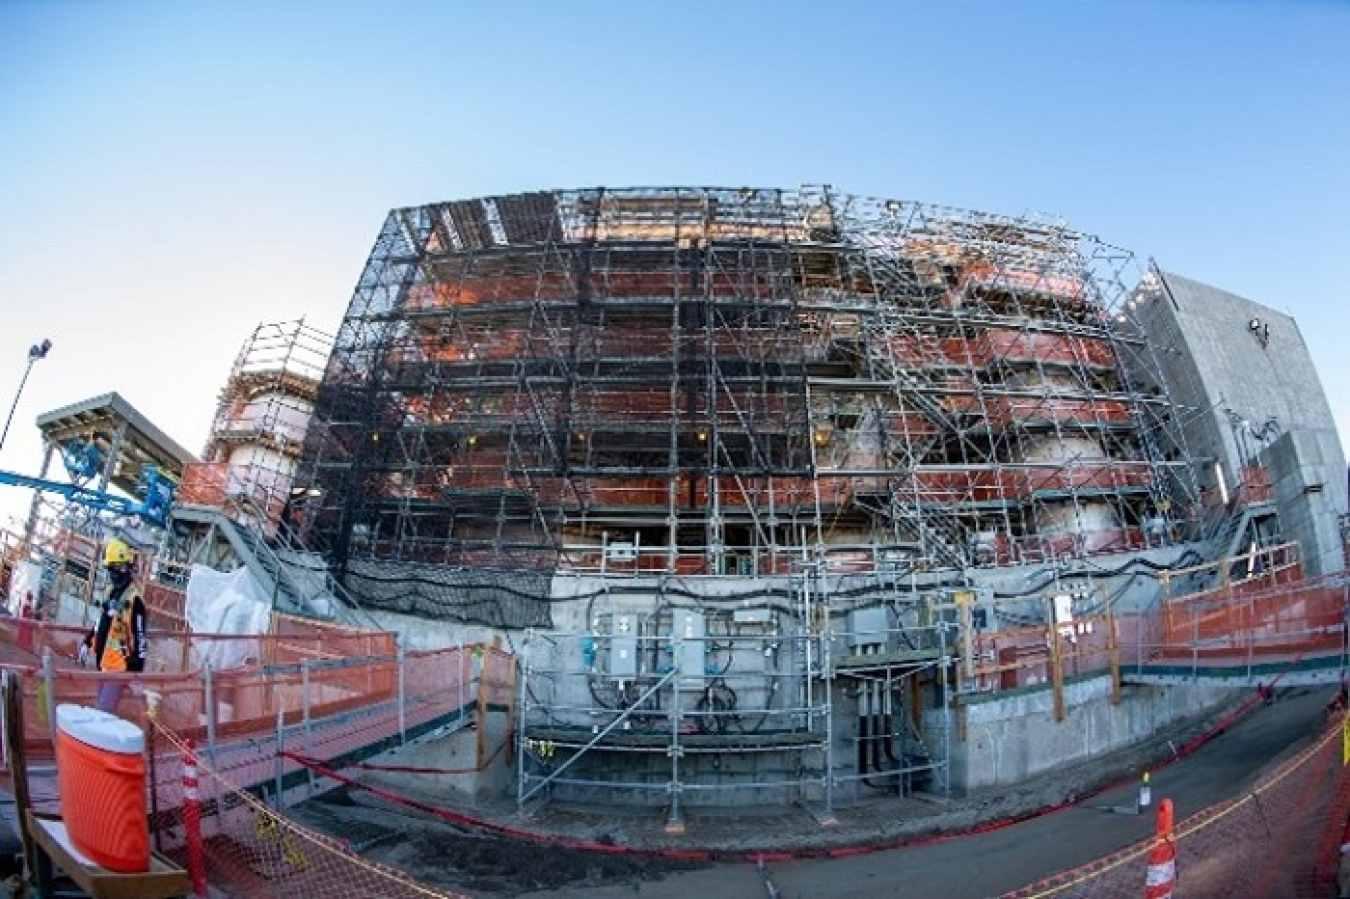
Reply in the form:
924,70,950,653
0,0,1346,528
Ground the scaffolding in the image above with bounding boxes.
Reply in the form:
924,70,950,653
267,188,1223,811
296,186,1198,601
180,319,333,531
514,570,957,815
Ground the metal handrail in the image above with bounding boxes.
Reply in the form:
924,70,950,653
221,494,383,631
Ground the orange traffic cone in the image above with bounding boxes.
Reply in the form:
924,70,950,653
1144,798,1176,899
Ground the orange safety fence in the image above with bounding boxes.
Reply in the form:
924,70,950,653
951,571,1349,697
1161,586,1344,657
121,650,1347,899
1,614,394,676
0,616,433,766
966,612,1117,696
142,579,191,630
125,644,509,899
1001,712,1349,898
147,724,470,899
951,571,1350,686
178,461,290,525
69,645,499,899
1142,571,1348,667
14,570,1339,732
8,638,503,898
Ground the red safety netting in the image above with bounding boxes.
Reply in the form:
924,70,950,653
146,705,475,898
132,642,508,898
1143,572,1348,666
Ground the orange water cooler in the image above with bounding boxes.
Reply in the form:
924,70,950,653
55,704,150,873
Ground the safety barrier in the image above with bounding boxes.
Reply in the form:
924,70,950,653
0,615,487,785
1000,711,1349,898
951,570,1350,690
134,643,512,898
4,628,512,897
147,722,471,899
7,564,1348,895
243,669,1350,899
1123,570,1349,680
2,593,393,668
9,648,1345,898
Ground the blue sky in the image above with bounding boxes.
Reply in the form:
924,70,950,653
0,0,1346,527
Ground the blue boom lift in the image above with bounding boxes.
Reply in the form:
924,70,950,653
0,439,176,527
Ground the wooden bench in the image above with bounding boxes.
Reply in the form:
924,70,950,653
3,669,191,898
25,810,190,899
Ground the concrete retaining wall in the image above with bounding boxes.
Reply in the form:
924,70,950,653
358,707,514,804
942,676,1242,794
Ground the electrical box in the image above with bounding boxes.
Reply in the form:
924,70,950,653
845,607,889,649
610,613,638,678
671,610,706,688
605,542,636,562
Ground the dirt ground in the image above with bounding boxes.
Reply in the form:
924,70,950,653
292,788,700,896
290,685,1324,898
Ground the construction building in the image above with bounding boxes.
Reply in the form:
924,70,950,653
264,186,1344,811
11,186,1338,818
295,187,1200,589
169,318,341,614
1122,270,1347,576
178,319,332,529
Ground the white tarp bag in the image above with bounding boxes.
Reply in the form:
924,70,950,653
6,561,44,616
183,564,271,671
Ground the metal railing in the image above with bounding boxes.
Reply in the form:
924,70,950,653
212,493,385,631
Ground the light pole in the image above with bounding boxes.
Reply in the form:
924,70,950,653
0,339,53,454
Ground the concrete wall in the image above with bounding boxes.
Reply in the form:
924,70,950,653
53,591,97,628
355,710,514,804
1133,270,1346,567
354,671,1242,811
941,676,1240,794
1264,430,1349,574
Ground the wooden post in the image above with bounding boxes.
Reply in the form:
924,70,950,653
953,592,972,743
1105,597,1121,706
145,692,161,853
475,645,490,769
503,655,518,762
396,641,406,746
1047,600,1065,723
2,670,40,895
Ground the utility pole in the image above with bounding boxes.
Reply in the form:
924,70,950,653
0,339,53,455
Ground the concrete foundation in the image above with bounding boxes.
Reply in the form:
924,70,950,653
357,707,514,805
355,668,1241,817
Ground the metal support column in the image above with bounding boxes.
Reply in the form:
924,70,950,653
665,675,684,834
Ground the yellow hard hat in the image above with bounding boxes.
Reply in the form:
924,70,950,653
103,538,136,567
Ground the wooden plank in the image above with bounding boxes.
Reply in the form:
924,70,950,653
27,811,190,899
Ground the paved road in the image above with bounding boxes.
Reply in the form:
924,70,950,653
510,685,1335,899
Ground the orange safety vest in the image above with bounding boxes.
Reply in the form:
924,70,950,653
97,588,143,673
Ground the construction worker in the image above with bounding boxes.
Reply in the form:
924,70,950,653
79,538,147,715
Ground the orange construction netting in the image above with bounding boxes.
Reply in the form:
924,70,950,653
1001,713,1349,898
